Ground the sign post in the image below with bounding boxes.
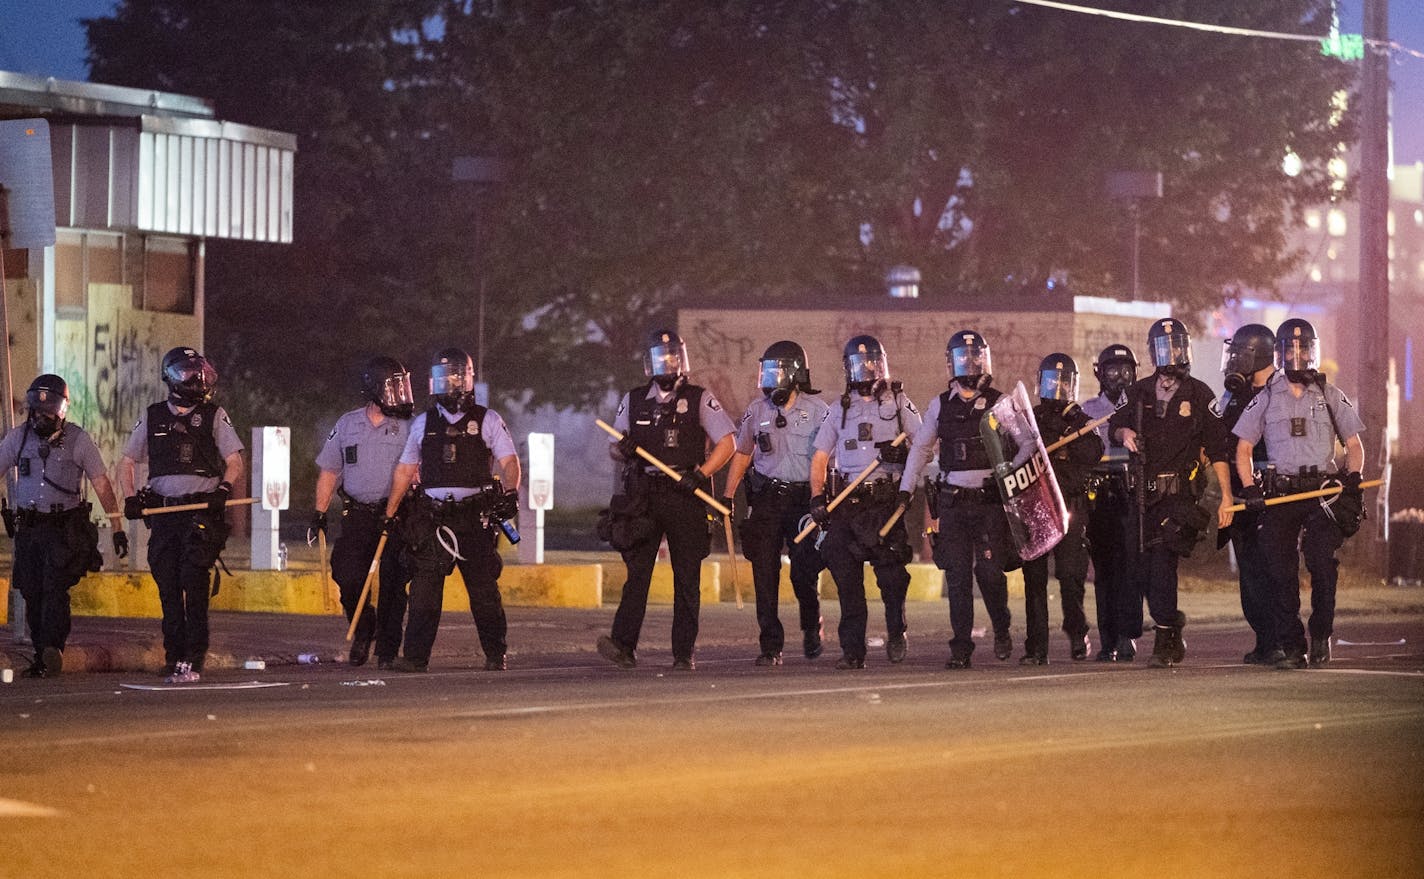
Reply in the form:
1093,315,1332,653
250,426,290,570
519,432,554,564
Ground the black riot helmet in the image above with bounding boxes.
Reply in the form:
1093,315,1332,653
26,374,70,437
429,347,476,413
361,356,415,418
758,340,817,406
1037,353,1080,403
1093,344,1138,402
161,346,217,406
1275,318,1321,384
947,330,993,392
1146,318,1192,378
1221,324,1276,394
643,328,689,391
842,334,889,395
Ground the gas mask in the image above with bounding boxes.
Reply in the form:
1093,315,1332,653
764,386,792,408
28,410,61,438
1157,364,1190,382
1285,369,1319,386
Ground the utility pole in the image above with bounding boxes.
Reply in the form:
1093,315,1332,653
1358,0,1390,570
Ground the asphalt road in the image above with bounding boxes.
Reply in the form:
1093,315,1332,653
3,607,1422,878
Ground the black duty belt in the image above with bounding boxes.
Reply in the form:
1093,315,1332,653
419,485,498,509
1268,473,1325,496
749,475,810,500
847,478,899,504
935,474,997,500
155,491,215,506
342,497,388,516
1131,471,1188,498
16,504,87,528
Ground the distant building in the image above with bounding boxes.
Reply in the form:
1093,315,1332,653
0,71,296,469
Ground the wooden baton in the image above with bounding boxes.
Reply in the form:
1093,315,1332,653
140,496,259,516
345,532,387,642
594,419,731,516
1043,412,1113,455
1226,479,1383,514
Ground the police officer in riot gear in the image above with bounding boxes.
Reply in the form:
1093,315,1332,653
383,347,521,672
120,347,245,683
1019,354,1102,664
723,341,829,665
1109,319,1234,668
0,375,127,677
899,330,1011,668
1232,318,1366,669
1215,324,1277,663
811,334,923,669
311,356,416,668
1081,344,1137,660
598,329,736,671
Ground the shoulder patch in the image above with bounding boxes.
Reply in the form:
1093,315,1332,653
905,400,919,415
1337,390,1354,408
615,398,627,417
706,396,721,412
1242,394,1263,412
327,427,337,441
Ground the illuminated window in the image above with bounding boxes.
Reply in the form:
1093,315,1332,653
1304,210,1322,229
1327,209,1347,236
1282,152,1303,177
1310,267,1323,282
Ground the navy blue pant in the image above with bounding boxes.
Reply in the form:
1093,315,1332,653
935,492,1012,654
821,494,910,662
403,522,505,664
613,487,710,661
1259,500,1344,654
148,512,215,669
1229,509,1272,652
13,519,85,655
1087,485,1140,646
740,488,824,655
329,507,412,661
1022,497,1090,657
1124,500,1187,629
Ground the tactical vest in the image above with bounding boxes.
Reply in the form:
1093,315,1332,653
419,405,494,488
937,387,1002,472
627,382,707,472
147,401,224,479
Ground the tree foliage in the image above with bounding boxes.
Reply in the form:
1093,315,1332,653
86,0,1357,418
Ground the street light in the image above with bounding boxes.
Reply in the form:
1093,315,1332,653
1106,171,1163,299
451,155,508,395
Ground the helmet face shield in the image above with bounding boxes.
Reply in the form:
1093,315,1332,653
644,342,688,379
1276,337,1319,373
1149,333,1191,368
844,351,887,385
948,345,991,381
1037,368,1079,402
163,353,216,404
376,371,415,413
429,361,474,398
26,387,68,421
759,360,793,392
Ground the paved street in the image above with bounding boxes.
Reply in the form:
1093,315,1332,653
3,598,1422,878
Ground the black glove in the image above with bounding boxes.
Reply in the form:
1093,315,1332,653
1342,470,1364,498
1329,471,1365,537
307,510,328,546
494,489,520,521
876,439,908,465
676,469,711,496
896,490,913,510
1238,484,1266,513
809,494,831,528
208,481,232,517
380,513,399,534
112,530,130,559
616,435,639,460
123,494,147,521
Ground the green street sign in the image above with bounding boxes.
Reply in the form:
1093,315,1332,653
1321,33,1364,61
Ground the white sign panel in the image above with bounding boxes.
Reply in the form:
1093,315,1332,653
528,432,554,511
260,426,291,511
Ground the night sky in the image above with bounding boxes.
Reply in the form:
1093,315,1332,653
1,0,1421,164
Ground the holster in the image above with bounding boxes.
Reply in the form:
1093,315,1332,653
598,492,656,552
1149,495,1209,557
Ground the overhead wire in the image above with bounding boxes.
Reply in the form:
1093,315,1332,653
1006,0,1424,61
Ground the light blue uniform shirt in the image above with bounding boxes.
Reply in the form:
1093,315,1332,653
814,390,922,483
735,393,829,483
1231,372,1365,474
399,404,518,502
0,422,108,511
315,407,412,504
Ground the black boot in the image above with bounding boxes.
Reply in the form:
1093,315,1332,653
1147,625,1178,668
1309,635,1332,667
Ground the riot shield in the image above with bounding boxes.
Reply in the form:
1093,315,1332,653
980,382,1069,561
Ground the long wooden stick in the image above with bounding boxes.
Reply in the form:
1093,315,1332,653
1226,479,1383,514
1043,412,1113,455
722,512,743,609
794,431,908,544
595,419,731,516
140,496,259,516
878,500,908,538
317,529,334,614
345,532,387,642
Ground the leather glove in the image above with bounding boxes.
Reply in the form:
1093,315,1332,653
495,489,520,521
896,490,913,510
208,481,232,517
1342,470,1364,498
307,510,328,546
809,494,831,528
112,530,129,559
616,435,639,460
123,494,147,521
380,513,399,534
676,469,711,497
1238,484,1266,514
876,439,908,465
